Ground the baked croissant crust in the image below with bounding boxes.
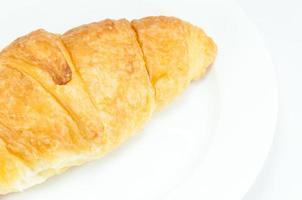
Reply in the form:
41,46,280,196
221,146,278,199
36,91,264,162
0,16,216,194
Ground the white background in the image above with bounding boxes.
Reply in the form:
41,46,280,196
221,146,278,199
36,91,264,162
238,0,302,199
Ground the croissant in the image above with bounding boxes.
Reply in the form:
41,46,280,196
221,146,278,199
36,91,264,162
0,16,216,194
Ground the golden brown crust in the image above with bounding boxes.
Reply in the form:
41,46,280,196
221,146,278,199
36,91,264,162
2,29,72,85
62,19,155,149
0,62,89,193
0,16,216,194
1,34,105,143
131,16,217,109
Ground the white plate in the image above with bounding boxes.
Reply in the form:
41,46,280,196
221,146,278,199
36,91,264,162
0,0,278,200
